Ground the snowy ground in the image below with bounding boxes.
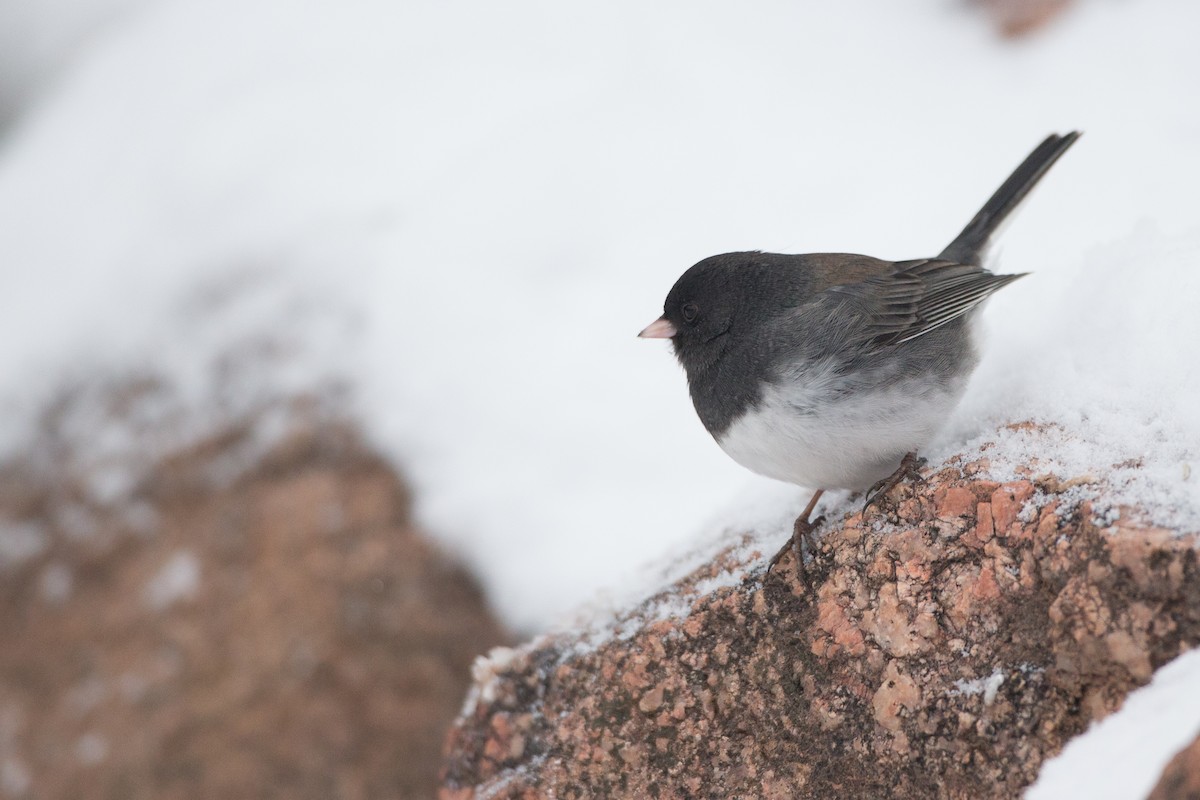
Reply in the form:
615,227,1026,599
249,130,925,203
1,0,1198,641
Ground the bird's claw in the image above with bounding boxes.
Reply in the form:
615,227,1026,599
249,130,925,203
863,452,928,514
767,513,826,589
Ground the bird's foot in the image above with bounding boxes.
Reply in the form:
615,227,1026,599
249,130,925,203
768,513,826,589
863,452,928,514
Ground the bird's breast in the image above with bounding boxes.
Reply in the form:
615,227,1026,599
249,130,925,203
715,364,966,490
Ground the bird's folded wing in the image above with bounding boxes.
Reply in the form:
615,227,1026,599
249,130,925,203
827,258,1025,349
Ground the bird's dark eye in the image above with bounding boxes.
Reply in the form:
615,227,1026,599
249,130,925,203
681,303,699,322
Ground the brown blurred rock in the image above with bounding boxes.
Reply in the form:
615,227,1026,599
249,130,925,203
976,0,1075,37
442,461,1200,799
1149,734,1200,800
0,406,508,799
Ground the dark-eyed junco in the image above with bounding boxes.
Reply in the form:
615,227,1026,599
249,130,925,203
640,132,1080,573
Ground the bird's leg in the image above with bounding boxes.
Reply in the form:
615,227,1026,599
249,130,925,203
863,452,927,513
768,489,825,585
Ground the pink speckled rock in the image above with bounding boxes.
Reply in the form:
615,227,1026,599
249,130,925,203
443,456,1200,799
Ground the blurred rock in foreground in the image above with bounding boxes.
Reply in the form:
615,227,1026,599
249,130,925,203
0,389,508,800
1150,733,1200,800
442,457,1199,799
976,0,1075,37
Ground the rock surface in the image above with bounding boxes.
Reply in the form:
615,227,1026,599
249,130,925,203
0,400,508,800
442,458,1200,799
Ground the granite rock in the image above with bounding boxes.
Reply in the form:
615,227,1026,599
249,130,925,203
442,460,1200,799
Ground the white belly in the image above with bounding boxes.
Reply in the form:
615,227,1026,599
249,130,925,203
715,366,966,490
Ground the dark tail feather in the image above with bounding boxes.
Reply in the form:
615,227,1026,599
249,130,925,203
939,131,1081,266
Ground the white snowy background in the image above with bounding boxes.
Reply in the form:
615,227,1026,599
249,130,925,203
1,0,1199,791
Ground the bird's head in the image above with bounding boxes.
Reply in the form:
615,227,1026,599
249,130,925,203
639,252,801,375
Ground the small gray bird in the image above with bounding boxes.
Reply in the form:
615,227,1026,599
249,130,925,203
640,132,1080,572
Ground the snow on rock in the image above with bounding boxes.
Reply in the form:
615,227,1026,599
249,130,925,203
465,645,530,715
942,229,1200,534
141,549,199,610
952,669,1008,707
38,562,74,604
0,520,48,568
443,459,1200,798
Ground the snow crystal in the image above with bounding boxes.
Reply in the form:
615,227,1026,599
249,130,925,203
462,644,529,715
952,669,1006,706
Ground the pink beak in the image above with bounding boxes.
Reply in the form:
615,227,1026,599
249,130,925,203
638,317,677,339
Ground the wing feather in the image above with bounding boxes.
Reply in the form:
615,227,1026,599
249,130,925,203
825,258,1025,349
